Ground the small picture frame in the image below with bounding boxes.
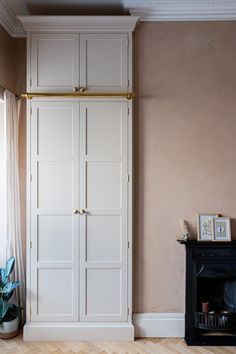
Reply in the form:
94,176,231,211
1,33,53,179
213,217,231,242
197,213,219,241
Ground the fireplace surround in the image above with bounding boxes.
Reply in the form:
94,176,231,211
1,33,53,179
179,240,236,346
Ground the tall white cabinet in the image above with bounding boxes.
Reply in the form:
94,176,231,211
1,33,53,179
19,16,139,341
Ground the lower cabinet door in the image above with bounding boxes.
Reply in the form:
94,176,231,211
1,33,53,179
30,101,79,321
79,101,129,322
29,100,130,322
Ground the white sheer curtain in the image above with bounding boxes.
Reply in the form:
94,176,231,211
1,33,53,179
5,90,25,324
0,88,6,266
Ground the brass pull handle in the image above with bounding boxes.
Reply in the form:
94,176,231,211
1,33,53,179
79,209,87,215
79,87,86,93
73,209,79,214
73,86,79,92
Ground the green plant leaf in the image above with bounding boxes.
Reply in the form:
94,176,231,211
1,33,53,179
4,304,19,321
0,298,9,322
5,257,15,278
0,258,20,322
0,258,15,289
0,269,7,289
0,281,20,294
3,290,14,302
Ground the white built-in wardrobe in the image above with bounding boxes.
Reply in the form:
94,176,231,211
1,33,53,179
19,16,139,341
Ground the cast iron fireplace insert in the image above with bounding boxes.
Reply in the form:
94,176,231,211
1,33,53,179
179,240,236,346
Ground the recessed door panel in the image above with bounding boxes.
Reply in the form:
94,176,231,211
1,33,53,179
31,34,79,92
86,269,121,316
37,108,73,157
80,34,128,92
37,215,73,262
86,216,121,262
37,269,73,316
38,161,73,209
86,162,121,209
86,107,121,155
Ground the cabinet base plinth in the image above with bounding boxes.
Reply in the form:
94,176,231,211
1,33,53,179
23,322,134,341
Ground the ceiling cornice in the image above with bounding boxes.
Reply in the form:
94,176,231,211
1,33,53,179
1,1,236,38
0,1,25,37
124,0,236,21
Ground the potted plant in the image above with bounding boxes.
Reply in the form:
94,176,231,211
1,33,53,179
0,257,20,339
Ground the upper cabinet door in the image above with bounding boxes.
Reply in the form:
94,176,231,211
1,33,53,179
80,34,128,92
30,34,79,92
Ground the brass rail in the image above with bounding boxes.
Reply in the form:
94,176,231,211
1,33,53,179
21,92,135,100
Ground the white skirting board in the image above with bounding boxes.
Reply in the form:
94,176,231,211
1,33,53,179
133,313,185,338
24,314,185,341
23,322,134,341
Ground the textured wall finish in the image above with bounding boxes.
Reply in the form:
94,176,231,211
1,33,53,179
2,21,236,315
134,21,236,313
0,25,14,91
0,26,26,92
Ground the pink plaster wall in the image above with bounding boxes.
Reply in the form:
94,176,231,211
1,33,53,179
134,21,236,313
0,25,14,92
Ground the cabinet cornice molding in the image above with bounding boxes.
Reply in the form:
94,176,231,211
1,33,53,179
18,16,140,33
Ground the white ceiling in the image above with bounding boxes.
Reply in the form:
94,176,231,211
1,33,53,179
1,0,236,37
6,0,126,15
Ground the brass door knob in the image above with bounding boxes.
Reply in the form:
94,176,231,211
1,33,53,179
73,209,79,214
79,209,87,215
79,87,86,93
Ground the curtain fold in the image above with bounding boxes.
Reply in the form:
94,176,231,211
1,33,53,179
0,87,4,100
5,90,25,324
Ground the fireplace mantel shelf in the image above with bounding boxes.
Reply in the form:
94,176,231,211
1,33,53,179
177,240,236,247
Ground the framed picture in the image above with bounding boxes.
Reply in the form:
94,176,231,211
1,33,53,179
197,213,219,241
213,217,231,242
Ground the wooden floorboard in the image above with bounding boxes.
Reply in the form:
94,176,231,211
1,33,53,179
0,333,236,354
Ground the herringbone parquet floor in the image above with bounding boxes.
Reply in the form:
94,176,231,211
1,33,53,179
1,334,236,354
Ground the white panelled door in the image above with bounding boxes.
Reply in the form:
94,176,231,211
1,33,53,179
80,34,128,92
30,101,79,321
30,100,129,323
30,34,79,92
79,101,128,322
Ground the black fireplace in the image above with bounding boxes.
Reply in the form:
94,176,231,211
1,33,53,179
179,240,236,346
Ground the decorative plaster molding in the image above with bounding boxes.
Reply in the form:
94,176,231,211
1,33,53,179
0,1,25,37
17,16,140,33
124,0,236,21
133,313,185,337
1,0,236,38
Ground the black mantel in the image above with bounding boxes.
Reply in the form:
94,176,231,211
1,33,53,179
178,240,236,346
178,239,236,248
